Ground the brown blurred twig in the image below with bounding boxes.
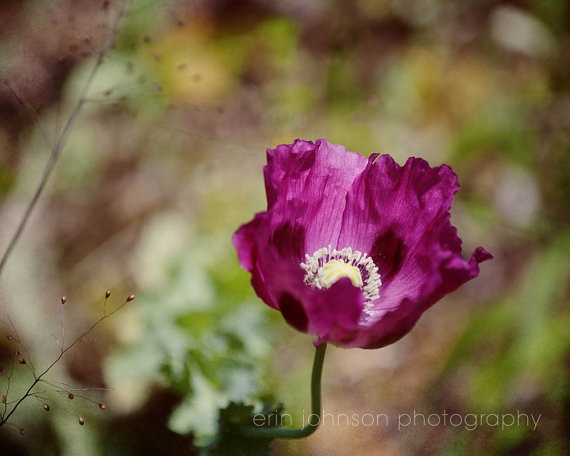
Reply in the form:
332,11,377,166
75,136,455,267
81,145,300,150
0,0,129,276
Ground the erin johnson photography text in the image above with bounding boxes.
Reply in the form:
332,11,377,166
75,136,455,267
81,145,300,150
253,410,541,432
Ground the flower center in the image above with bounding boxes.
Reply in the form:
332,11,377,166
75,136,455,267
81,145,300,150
320,260,363,288
300,246,381,312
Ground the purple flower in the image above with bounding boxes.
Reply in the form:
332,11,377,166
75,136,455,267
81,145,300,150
233,139,492,349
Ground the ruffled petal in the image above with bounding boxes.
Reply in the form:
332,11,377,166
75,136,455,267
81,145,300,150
232,213,278,309
277,277,364,344
264,139,368,257
338,155,460,269
331,154,493,347
234,211,365,344
338,155,465,306
349,246,492,349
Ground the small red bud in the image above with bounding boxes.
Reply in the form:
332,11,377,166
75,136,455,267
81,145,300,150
7,335,14,341
14,350,20,356
78,416,85,425
43,404,50,411
0,367,5,373
105,290,111,299
126,294,135,302
61,295,67,305
19,428,26,435
18,358,26,365
68,393,75,400
1,395,6,403
98,403,106,410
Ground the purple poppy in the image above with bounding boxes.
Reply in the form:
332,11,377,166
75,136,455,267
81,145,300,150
233,139,492,349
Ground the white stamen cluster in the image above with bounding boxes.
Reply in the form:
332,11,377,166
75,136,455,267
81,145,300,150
300,245,382,312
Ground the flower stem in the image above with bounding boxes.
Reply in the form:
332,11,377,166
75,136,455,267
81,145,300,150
243,342,327,439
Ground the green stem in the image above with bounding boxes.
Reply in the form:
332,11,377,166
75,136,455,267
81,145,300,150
243,342,328,439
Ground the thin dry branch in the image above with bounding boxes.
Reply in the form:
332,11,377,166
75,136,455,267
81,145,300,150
0,293,134,427
0,0,130,276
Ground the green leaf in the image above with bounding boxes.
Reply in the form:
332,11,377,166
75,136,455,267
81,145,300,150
198,401,285,456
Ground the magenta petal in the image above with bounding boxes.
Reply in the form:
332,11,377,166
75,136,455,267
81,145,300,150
232,213,278,309
338,154,460,263
333,155,492,347
264,139,368,256
350,246,493,349
278,278,364,344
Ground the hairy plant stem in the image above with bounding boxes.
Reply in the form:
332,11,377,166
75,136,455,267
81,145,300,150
242,342,327,439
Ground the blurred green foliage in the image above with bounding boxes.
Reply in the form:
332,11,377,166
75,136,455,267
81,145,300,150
106,214,276,446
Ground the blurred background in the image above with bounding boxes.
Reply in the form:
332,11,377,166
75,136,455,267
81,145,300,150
0,0,569,454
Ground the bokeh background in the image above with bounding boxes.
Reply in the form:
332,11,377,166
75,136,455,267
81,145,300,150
1,0,569,455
